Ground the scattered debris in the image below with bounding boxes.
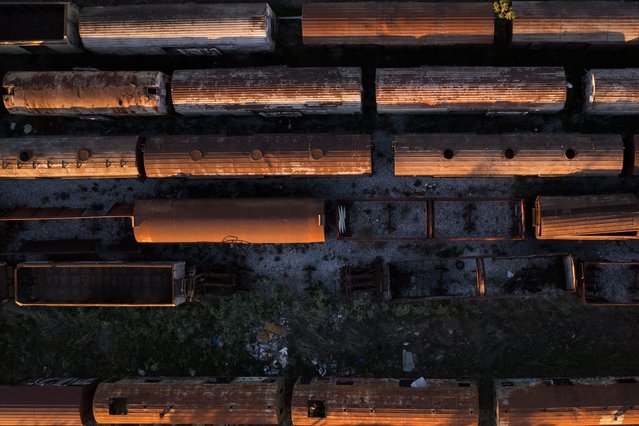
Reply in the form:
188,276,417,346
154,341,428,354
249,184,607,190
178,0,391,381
403,347,416,372
246,319,289,375
411,377,428,388
23,124,32,135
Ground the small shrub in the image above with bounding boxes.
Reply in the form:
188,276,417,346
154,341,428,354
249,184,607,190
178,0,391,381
494,0,516,20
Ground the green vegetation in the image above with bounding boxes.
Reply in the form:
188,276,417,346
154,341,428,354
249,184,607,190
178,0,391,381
494,0,516,20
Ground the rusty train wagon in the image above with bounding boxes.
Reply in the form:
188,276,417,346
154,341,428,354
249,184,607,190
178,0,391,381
302,2,494,46
292,377,479,425
394,133,624,177
93,377,284,425
376,67,566,114
2,71,170,116
171,67,362,116
132,198,326,243
143,134,372,177
79,3,275,55
14,261,188,307
579,260,639,306
495,377,639,425
512,1,639,46
0,2,82,54
583,69,639,115
533,194,639,240
0,136,139,179
0,378,98,425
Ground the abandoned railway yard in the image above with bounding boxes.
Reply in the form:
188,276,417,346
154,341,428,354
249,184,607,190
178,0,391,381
3,0,639,425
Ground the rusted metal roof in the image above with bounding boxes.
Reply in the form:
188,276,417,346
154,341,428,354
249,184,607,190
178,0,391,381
2,71,170,116
512,1,639,45
579,260,639,306
171,67,362,116
0,136,139,178
583,69,639,115
495,377,639,426
292,377,478,426
533,194,639,239
93,377,284,424
143,134,372,177
376,67,566,114
0,2,82,54
302,2,494,46
132,198,326,243
394,133,623,177
14,261,186,307
0,378,97,425
80,3,275,55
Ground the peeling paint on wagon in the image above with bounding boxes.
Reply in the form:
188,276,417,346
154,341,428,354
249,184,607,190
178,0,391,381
92,376,284,425
80,3,275,55
2,71,170,116
302,2,494,46
583,69,639,115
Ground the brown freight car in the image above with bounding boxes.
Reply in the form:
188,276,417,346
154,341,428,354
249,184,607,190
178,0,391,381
533,194,639,240
0,377,98,425
80,3,275,55
0,136,139,179
579,260,639,306
394,133,623,177
143,134,372,177
376,67,566,114
0,2,82,54
495,377,639,426
2,71,170,116
92,377,284,425
292,377,478,426
171,67,362,116
583,69,639,115
512,1,639,46
302,2,494,46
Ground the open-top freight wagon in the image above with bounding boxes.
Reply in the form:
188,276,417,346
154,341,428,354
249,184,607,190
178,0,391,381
578,260,639,306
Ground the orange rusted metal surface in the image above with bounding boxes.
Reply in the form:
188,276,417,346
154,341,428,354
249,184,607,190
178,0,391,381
0,378,97,425
92,377,284,425
171,67,362,116
143,134,372,177
376,67,566,114
495,377,639,425
0,136,139,178
533,194,639,240
2,71,170,116
302,2,494,46
80,3,275,55
14,261,187,307
579,260,639,306
584,69,639,115
512,1,639,45
394,133,623,177
0,2,82,54
133,198,326,244
292,377,478,426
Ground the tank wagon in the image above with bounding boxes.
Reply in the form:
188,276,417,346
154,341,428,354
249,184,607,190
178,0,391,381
376,67,567,114
579,260,639,306
171,67,362,116
2,71,170,116
292,377,478,426
533,194,639,240
302,2,494,46
79,3,275,55
583,69,639,115
93,377,284,425
394,133,624,177
495,377,639,425
0,2,81,54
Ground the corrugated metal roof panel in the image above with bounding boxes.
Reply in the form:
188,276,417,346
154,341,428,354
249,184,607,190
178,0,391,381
292,377,478,426
2,71,170,116
0,136,139,178
584,69,639,115
302,2,494,46
394,133,623,177
80,3,275,55
512,1,639,45
93,377,284,424
377,67,566,114
144,134,372,177
495,378,639,426
171,67,362,116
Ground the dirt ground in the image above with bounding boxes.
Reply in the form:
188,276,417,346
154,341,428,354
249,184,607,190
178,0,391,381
2,1,639,425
